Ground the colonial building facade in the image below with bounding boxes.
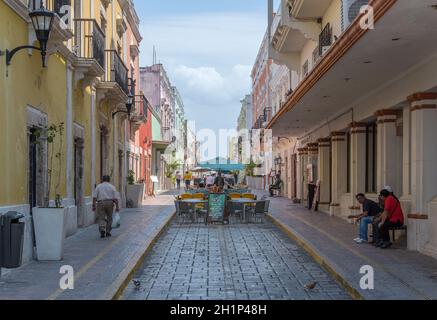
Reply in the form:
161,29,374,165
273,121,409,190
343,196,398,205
262,0,437,259
0,0,144,265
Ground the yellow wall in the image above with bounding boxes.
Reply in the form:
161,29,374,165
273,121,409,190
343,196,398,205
323,0,342,40
1,0,134,208
0,1,68,206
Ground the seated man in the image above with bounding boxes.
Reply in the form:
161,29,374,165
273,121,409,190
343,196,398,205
349,193,382,244
269,173,282,197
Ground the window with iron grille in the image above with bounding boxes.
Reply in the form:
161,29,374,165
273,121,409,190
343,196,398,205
302,60,309,77
319,23,333,56
312,46,320,66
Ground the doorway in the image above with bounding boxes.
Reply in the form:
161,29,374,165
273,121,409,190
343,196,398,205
74,138,84,226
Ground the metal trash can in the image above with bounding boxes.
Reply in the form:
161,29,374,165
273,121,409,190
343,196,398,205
0,211,25,268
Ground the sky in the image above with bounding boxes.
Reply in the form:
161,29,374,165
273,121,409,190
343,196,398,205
134,0,269,158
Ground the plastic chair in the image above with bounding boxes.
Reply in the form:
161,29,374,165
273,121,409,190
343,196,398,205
229,193,242,199
251,201,267,223
192,193,205,200
264,200,270,214
227,201,242,223
178,201,194,224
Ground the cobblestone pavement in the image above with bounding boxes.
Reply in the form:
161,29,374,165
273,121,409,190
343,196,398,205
123,221,351,300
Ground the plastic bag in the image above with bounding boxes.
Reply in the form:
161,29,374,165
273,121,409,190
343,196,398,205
112,212,121,229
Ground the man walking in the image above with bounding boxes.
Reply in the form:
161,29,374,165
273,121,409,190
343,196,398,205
175,171,182,190
93,175,119,238
183,171,192,190
214,172,225,192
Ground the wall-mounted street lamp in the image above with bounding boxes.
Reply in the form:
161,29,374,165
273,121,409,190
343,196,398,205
112,94,134,119
0,6,54,70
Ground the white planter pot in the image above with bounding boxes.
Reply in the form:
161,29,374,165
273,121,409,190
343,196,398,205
33,207,68,261
126,184,145,208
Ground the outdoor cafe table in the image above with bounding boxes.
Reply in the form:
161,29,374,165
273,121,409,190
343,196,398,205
229,199,260,223
180,199,208,223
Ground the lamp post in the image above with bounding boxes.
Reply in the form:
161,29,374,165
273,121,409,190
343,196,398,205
0,6,55,70
112,94,134,119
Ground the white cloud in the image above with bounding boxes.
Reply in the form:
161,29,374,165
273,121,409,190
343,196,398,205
138,11,265,135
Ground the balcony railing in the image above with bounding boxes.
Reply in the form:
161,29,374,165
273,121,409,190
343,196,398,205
271,5,282,38
104,50,129,95
134,95,148,120
28,0,71,17
286,0,298,15
319,23,333,56
73,19,105,69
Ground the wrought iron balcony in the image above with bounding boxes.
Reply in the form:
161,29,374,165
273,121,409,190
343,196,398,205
27,0,73,43
131,94,148,124
104,50,129,95
73,19,105,69
28,0,71,15
318,23,333,56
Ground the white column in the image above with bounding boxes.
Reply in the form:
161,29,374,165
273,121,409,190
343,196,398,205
297,147,308,202
66,63,74,203
407,93,437,255
113,116,118,190
375,109,400,193
318,138,331,213
330,132,347,216
90,86,96,193
350,123,367,214
402,105,411,198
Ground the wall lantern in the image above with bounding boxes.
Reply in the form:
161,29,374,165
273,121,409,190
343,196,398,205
112,94,134,119
0,6,54,70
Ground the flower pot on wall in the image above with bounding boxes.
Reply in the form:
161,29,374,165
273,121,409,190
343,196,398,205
126,184,145,208
32,207,68,261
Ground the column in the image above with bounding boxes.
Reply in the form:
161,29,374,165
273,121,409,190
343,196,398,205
401,105,411,199
350,122,367,215
307,143,318,207
330,132,347,216
407,92,437,254
296,147,308,202
66,63,74,204
318,138,331,213
375,109,400,193
90,86,96,193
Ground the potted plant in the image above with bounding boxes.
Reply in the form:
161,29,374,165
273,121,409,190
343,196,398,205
165,160,182,189
126,170,145,208
32,123,69,261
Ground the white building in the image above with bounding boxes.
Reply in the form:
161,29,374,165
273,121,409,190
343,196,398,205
264,0,437,259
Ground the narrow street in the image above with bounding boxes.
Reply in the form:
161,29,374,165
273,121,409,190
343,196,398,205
122,220,350,300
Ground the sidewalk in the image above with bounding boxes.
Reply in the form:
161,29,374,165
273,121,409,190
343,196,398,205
0,192,177,300
256,191,437,300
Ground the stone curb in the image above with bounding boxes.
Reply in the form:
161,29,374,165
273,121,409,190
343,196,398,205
266,214,364,300
104,211,176,300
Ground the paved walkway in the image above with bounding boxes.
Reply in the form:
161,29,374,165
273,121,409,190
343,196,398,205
122,221,350,300
258,191,437,300
0,192,177,300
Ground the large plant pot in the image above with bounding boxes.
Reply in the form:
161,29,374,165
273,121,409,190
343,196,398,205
33,207,68,261
126,184,145,208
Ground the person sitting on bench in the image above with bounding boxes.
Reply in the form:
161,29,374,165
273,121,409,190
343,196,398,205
269,172,282,197
349,193,382,244
374,188,405,249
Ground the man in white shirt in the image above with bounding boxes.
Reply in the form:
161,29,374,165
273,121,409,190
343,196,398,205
206,174,215,187
93,175,119,238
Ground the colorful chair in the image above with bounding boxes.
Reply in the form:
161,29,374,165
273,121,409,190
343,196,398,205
229,193,242,199
242,193,256,200
180,194,193,200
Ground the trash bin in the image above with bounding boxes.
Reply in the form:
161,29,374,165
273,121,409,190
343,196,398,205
0,211,25,268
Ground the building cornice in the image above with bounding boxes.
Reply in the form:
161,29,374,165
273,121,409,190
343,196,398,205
267,0,398,130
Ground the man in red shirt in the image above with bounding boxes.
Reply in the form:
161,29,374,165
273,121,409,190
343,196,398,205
377,189,404,249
